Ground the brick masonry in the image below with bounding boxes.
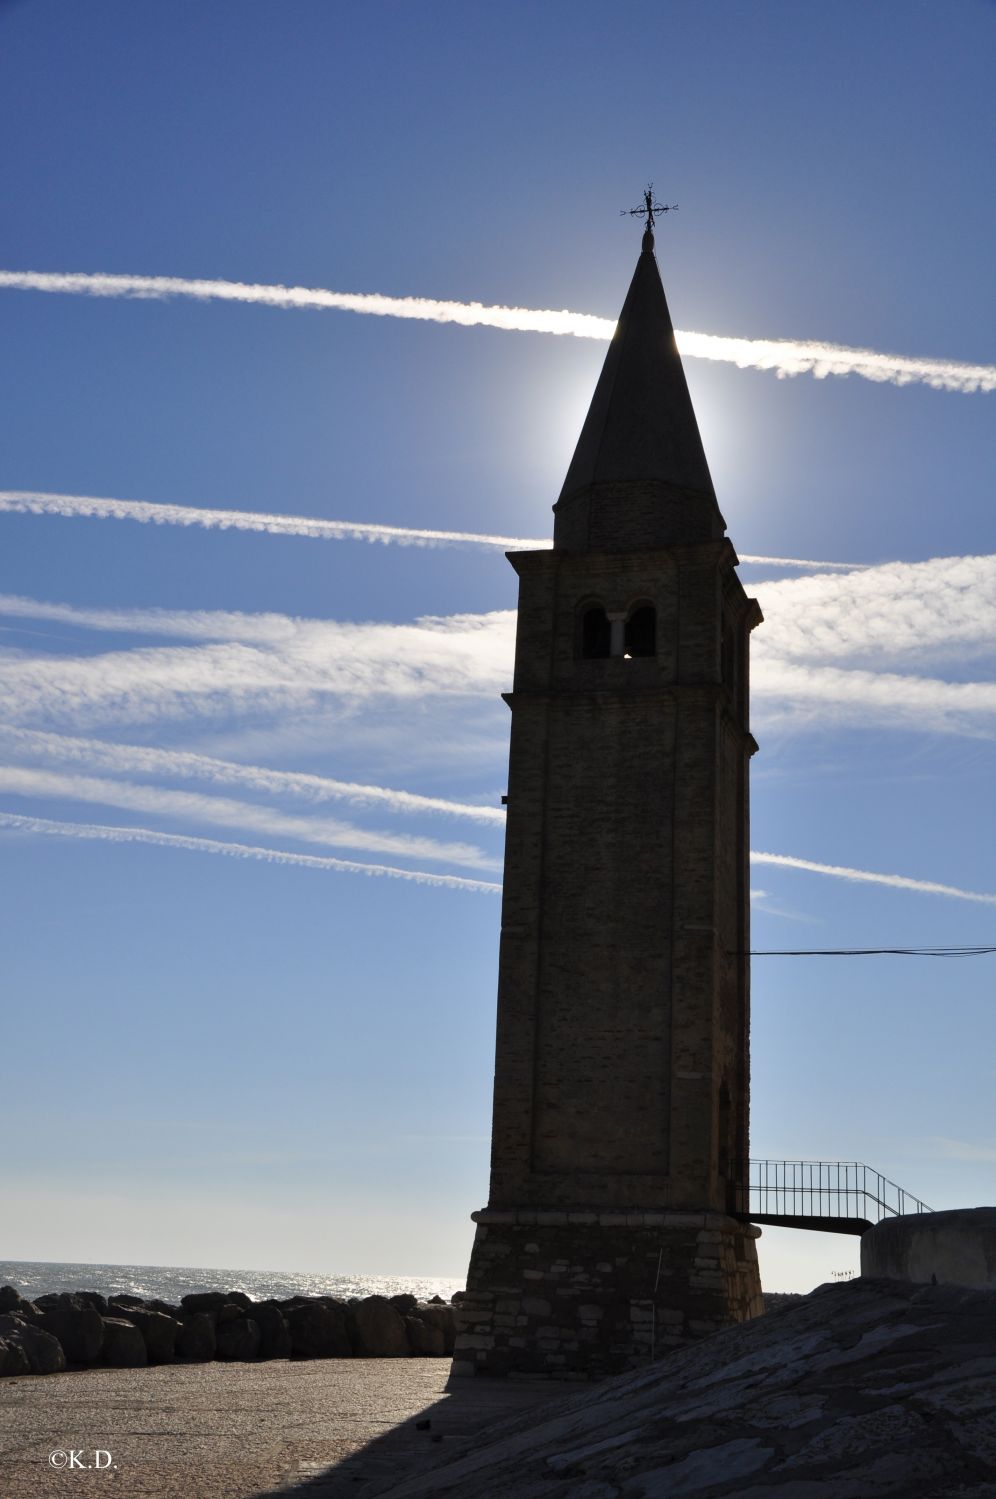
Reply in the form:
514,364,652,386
453,1210,763,1378
456,245,764,1379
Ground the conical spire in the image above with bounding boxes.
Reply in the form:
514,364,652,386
553,238,726,552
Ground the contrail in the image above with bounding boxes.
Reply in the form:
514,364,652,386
751,851,996,906
0,490,863,571
2,804,989,908
1,268,993,393
0,810,502,893
0,489,542,552
0,726,506,825
0,765,497,869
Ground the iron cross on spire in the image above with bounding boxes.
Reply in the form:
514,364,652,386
621,184,677,249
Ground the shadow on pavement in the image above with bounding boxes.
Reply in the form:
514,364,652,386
251,1371,562,1498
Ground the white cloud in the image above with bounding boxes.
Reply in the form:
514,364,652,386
0,490,861,571
0,598,516,727
5,554,996,740
753,659,996,736
751,851,996,906
750,552,996,734
927,1137,996,1163
0,765,497,870
0,490,542,553
754,554,996,668
2,268,993,393
0,810,502,893
0,726,505,825
3,803,988,910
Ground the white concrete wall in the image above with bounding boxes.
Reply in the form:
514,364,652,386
861,1207,996,1288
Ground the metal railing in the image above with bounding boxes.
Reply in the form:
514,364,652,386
733,1159,932,1232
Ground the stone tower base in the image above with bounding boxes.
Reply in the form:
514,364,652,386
451,1208,763,1379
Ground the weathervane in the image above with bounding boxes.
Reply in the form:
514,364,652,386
621,183,677,250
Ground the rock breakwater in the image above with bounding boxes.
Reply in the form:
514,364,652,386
0,1284,455,1377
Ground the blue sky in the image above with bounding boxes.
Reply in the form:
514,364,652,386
2,0,995,1293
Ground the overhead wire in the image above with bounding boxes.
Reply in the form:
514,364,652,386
745,945,996,957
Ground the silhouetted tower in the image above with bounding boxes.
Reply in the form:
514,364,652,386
453,206,764,1378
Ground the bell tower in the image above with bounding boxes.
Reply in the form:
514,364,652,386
453,210,764,1378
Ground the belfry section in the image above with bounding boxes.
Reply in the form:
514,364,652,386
454,230,764,1378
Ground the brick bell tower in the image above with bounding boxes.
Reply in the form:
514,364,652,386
452,207,764,1379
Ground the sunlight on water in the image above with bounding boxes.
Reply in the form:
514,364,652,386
0,1260,464,1304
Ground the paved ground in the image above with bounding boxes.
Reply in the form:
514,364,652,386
0,1359,558,1499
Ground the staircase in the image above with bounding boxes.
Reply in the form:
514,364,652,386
732,1159,932,1236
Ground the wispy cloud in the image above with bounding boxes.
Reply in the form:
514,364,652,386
0,810,503,893
753,659,996,736
0,490,542,552
0,596,515,727
2,804,988,909
5,555,996,739
754,554,996,667
2,268,993,393
0,491,862,571
0,726,505,825
0,765,497,869
927,1137,996,1162
752,552,996,734
751,851,996,906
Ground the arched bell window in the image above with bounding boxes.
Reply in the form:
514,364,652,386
581,605,611,659
624,604,656,658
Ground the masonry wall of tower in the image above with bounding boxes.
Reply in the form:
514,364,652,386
454,233,763,1377
486,540,757,1213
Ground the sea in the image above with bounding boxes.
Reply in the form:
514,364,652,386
0,1260,464,1306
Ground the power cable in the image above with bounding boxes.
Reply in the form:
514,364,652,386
745,945,996,957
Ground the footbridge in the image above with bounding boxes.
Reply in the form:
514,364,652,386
733,1159,933,1236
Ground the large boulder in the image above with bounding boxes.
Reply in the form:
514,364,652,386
101,1318,147,1367
78,1291,109,1315
285,1300,353,1358
215,1317,260,1361
216,1302,247,1324
177,1312,216,1362
0,1286,35,1316
0,1314,66,1375
35,1293,104,1364
148,1298,182,1318
254,1301,292,1360
0,1335,32,1376
179,1291,226,1317
415,1303,456,1355
111,1306,181,1364
390,1293,418,1316
405,1315,445,1356
348,1296,410,1357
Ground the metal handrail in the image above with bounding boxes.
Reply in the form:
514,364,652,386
734,1159,932,1226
